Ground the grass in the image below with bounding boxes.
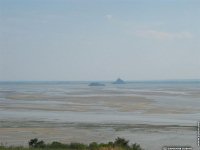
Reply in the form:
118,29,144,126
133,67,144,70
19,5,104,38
0,137,143,150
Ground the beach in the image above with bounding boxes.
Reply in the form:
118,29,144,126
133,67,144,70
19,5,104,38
0,81,199,149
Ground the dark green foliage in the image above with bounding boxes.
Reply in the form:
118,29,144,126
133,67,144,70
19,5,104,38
28,138,38,147
28,138,45,148
69,143,87,150
0,137,144,150
107,142,114,147
89,142,98,150
98,143,108,148
114,137,129,147
35,140,45,148
47,141,67,149
131,143,143,150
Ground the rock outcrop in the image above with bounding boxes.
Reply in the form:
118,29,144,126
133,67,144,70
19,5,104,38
113,78,125,84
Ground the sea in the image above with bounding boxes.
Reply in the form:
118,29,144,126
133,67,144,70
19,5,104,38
0,80,200,149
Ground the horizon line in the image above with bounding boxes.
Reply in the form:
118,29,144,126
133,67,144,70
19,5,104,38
0,78,200,83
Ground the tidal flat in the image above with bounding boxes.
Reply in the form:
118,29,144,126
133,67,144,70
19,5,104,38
0,81,200,149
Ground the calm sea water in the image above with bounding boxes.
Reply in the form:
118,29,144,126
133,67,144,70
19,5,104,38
0,80,200,126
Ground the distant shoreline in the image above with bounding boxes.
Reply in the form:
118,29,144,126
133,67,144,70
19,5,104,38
0,79,200,84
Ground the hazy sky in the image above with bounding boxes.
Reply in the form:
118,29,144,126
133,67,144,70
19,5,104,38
0,0,200,81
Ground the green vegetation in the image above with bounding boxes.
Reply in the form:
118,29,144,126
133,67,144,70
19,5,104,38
0,137,143,150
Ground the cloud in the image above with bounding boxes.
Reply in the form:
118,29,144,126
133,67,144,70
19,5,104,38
105,14,113,20
135,30,193,40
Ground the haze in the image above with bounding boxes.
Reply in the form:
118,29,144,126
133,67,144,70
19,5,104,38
0,0,200,81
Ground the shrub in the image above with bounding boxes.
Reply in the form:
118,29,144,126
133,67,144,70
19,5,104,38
48,141,67,148
28,138,45,148
131,143,143,150
107,142,114,147
89,142,98,150
99,146,124,150
114,137,129,148
26,137,144,150
28,138,38,148
35,140,45,148
69,142,87,150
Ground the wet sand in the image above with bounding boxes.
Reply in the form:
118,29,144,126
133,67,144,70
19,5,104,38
0,123,197,150
0,82,200,149
1,95,200,114
0,95,152,112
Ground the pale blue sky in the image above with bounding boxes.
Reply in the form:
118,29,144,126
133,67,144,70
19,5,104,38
0,0,200,81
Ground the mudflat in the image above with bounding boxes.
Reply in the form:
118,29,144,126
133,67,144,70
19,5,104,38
0,81,200,150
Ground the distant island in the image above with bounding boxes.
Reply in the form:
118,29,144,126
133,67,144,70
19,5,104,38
88,82,105,86
113,78,125,84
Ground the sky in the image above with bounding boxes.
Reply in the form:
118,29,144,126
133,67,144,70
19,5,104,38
0,0,200,81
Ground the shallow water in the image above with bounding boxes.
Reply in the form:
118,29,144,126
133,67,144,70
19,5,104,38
0,81,200,149
0,81,200,124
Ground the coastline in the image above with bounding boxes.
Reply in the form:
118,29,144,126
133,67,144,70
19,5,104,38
0,123,197,149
